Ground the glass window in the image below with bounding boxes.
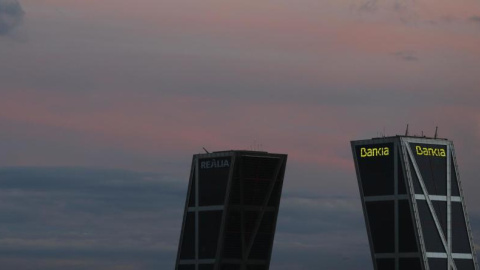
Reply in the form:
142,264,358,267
221,265,241,270
417,200,444,252
399,200,418,252
408,156,423,194
432,201,447,238
454,259,475,270
366,201,395,253
179,212,195,259
452,202,472,253
247,266,267,270
249,231,273,260
199,264,214,270
199,157,232,206
355,143,395,196
178,265,195,270
428,258,447,270
399,258,422,270
199,210,223,259
451,156,461,197
398,152,407,194
410,143,447,195
188,174,195,207
222,210,242,259
376,259,394,270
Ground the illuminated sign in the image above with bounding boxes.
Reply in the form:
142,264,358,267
200,159,230,169
361,147,390,158
415,146,446,157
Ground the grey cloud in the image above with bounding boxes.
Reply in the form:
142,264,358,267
278,196,364,234
419,15,460,26
359,0,378,12
358,0,412,13
469,15,480,24
441,15,458,23
393,0,409,12
0,0,24,36
357,0,418,24
392,50,419,61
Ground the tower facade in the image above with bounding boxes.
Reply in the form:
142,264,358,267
351,136,478,270
175,151,288,270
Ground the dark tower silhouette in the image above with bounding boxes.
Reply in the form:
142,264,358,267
175,150,288,270
351,136,478,270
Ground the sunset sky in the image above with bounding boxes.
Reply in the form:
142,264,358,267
1,0,480,269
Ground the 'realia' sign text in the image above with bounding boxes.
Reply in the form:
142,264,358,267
361,147,390,158
415,146,446,157
200,159,230,169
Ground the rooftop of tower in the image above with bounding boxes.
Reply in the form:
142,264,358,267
370,135,449,140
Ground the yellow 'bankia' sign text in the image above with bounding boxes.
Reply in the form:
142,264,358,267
361,147,390,158
415,146,446,157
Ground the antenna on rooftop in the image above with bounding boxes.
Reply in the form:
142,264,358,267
434,126,438,139
405,124,409,136
202,147,210,154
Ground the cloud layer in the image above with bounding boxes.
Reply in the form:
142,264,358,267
0,167,479,269
0,0,24,36
0,168,181,269
0,167,373,269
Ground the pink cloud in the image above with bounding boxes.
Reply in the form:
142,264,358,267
0,89,358,170
4,0,480,173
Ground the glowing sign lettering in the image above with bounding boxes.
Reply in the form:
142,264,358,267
415,146,446,157
361,147,390,158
